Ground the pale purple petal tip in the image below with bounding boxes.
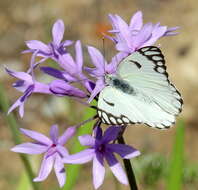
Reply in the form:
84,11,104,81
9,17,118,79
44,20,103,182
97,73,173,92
11,142,48,154
63,149,95,164
50,124,59,144
52,19,65,46
75,40,83,71
33,154,54,182
8,98,22,115
129,10,143,30
110,163,128,185
19,128,52,145
107,144,140,159
87,46,106,71
78,135,95,146
54,155,66,187
5,67,33,82
87,79,105,103
93,155,105,189
58,126,76,145
26,40,50,53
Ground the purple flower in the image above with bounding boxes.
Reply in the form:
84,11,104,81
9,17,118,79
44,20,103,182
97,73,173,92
11,125,76,187
63,126,140,189
57,40,93,92
108,11,179,53
40,40,93,92
6,67,52,117
85,46,127,102
24,19,73,65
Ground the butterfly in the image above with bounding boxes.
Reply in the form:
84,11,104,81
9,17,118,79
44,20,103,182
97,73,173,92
97,46,183,129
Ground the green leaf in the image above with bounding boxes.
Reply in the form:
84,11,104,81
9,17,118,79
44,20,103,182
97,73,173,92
167,119,185,190
61,104,96,190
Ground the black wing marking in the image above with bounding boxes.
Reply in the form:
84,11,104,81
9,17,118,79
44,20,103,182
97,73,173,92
97,108,172,129
103,98,115,106
138,46,168,77
138,46,183,114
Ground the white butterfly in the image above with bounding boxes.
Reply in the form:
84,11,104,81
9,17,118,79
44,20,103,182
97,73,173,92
97,46,183,129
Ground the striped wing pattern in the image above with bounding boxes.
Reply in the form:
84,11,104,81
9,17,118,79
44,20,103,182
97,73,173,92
97,46,183,129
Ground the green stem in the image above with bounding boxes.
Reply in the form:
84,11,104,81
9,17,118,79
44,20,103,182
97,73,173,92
117,135,138,190
0,84,39,190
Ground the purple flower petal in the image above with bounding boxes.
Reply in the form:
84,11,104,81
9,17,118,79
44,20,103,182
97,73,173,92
34,82,51,94
87,78,105,103
87,46,106,72
94,126,103,141
46,147,57,158
78,135,95,146
106,144,140,159
19,101,25,117
58,127,76,145
164,26,180,36
8,98,24,117
50,124,59,144
63,149,95,164
129,11,143,31
105,152,128,185
11,142,48,154
110,162,128,185
40,66,65,80
84,67,103,78
34,153,54,182
62,40,73,47
102,126,122,143
58,53,76,76
50,80,87,98
107,52,128,74
56,145,69,157
116,42,133,53
114,15,131,48
8,84,35,117
105,151,118,166
141,26,167,47
52,19,65,46
5,67,33,83
20,128,52,145
54,154,66,187
132,22,153,48
75,40,83,72
92,154,105,189
26,40,50,53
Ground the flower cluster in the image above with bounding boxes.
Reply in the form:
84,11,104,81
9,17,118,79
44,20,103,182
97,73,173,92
8,11,178,188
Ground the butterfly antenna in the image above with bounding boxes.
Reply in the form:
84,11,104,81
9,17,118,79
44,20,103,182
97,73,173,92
102,37,106,74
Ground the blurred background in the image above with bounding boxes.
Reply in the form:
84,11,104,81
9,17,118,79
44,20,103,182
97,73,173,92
0,0,198,190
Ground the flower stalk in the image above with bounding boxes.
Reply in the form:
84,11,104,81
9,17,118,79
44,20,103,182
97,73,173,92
117,135,138,190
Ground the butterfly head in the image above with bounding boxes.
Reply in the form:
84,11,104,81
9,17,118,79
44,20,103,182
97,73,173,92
104,74,116,86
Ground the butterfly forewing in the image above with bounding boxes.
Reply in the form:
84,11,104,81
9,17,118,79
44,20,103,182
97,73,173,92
97,46,183,129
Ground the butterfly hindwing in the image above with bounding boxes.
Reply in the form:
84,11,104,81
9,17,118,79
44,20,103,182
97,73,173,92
97,46,183,129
